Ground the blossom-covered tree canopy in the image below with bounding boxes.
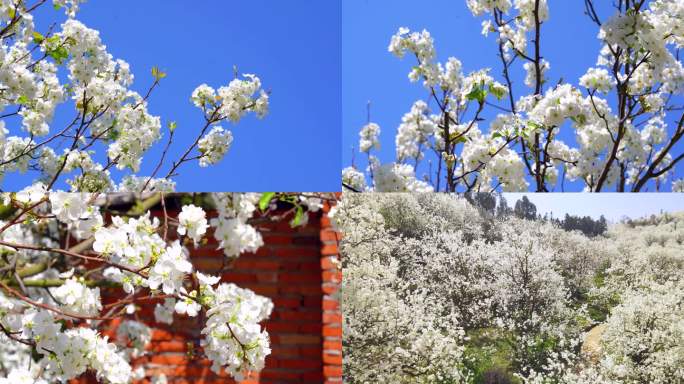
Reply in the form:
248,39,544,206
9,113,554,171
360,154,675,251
338,193,684,383
343,0,684,193
0,190,335,383
0,0,269,192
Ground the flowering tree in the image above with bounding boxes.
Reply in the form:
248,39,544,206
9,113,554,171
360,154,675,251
343,0,684,192
338,193,684,383
0,189,334,383
0,0,269,192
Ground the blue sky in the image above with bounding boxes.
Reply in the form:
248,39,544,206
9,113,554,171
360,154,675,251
4,0,341,192
343,0,684,192
506,193,684,221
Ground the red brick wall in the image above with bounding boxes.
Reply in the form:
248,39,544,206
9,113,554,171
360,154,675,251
320,203,342,384
85,206,341,384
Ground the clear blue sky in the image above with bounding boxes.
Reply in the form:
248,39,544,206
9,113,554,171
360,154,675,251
4,0,341,192
343,0,684,192
506,193,684,221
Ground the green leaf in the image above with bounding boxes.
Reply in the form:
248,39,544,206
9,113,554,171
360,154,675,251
151,66,167,80
168,121,177,132
108,129,120,141
292,206,304,227
53,3,63,10
16,95,29,105
7,8,15,20
449,132,468,144
466,84,488,104
488,84,505,100
32,32,45,44
48,46,69,64
46,35,61,45
526,121,543,131
258,192,276,211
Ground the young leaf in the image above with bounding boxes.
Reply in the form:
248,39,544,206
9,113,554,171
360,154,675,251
48,46,69,64
466,84,487,104
292,206,304,227
32,32,45,44
259,192,276,211
488,84,505,100
449,132,468,144
151,66,167,81
16,95,29,105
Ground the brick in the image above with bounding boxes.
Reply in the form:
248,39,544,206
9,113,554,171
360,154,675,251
303,296,322,308
322,326,342,337
280,285,323,296
320,256,339,270
299,323,323,334
275,247,321,258
192,256,225,271
291,236,320,246
279,359,321,369
279,272,322,284
222,272,258,283
320,244,338,256
320,229,341,242
323,313,342,324
266,321,300,333
300,345,323,358
323,340,342,351
279,310,321,322
150,353,192,365
322,283,339,295
232,259,281,270
323,365,343,377
322,270,342,283
270,346,300,357
260,234,292,245
279,334,321,345
322,298,339,310
298,260,323,272
302,371,325,382
148,341,187,353
256,271,279,283
272,298,302,308
323,353,343,365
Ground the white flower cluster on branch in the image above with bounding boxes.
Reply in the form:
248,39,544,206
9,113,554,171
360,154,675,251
344,0,684,192
0,190,336,383
0,0,269,192
338,193,684,383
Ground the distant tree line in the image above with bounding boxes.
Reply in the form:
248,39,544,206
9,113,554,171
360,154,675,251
466,193,608,238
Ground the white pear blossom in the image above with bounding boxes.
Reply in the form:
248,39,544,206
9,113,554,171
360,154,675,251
350,2,684,192
154,298,176,325
0,192,332,383
177,204,209,244
51,277,102,316
359,122,381,153
339,193,684,382
147,240,193,295
197,126,233,167
201,283,273,380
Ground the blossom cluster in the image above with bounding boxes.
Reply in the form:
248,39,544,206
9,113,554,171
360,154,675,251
345,1,684,192
0,191,333,383
338,193,684,383
0,1,269,191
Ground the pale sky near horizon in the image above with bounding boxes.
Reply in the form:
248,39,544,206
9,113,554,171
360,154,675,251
504,194,684,222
